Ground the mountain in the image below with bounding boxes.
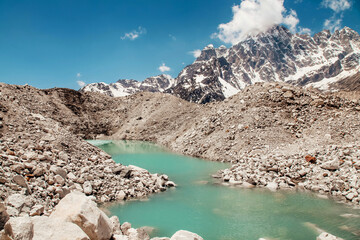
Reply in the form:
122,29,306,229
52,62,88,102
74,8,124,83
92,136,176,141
81,25,360,103
80,74,175,97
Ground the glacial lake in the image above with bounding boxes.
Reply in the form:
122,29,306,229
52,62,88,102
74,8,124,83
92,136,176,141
89,140,360,240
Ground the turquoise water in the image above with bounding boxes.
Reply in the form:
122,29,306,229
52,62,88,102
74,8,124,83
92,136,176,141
92,140,360,240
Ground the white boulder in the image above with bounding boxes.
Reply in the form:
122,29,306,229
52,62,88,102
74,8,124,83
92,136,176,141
32,216,89,240
170,230,204,240
317,232,343,240
4,216,33,240
50,191,113,240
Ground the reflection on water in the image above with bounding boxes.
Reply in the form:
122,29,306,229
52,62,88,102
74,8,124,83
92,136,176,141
91,140,360,240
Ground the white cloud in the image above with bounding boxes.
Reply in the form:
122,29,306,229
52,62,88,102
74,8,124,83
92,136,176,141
169,34,176,40
77,81,86,88
213,0,300,45
189,49,202,58
121,27,146,40
158,63,171,72
76,73,81,78
321,0,351,13
298,27,312,35
321,0,351,32
324,17,342,31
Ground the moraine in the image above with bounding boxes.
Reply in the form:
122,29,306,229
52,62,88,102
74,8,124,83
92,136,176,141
90,140,360,240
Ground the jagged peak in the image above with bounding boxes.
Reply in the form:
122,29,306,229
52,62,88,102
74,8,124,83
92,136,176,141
204,44,214,50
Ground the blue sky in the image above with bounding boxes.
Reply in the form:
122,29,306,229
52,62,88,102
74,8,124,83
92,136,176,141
0,0,359,89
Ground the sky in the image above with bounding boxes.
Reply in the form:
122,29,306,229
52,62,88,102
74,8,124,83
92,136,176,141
0,0,359,90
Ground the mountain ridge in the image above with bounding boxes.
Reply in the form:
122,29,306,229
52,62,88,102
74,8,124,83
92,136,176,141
81,25,360,103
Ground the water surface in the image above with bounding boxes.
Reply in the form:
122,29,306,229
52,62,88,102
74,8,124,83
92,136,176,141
91,140,360,240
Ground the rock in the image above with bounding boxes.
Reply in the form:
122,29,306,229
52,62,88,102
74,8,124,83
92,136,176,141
128,227,150,240
32,216,89,240
121,222,132,235
54,175,65,186
50,166,67,179
29,205,44,216
316,232,343,240
12,175,31,194
305,155,317,164
6,194,26,211
110,216,122,235
33,167,45,177
113,235,129,240
0,203,9,231
283,91,294,98
50,191,112,240
83,181,93,195
320,160,340,170
266,182,278,192
170,230,204,240
4,216,33,240
116,190,126,201
165,181,176,187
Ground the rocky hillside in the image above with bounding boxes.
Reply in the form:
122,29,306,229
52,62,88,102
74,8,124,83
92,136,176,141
81,25,360,104
0,84,175,218
1,82,360,211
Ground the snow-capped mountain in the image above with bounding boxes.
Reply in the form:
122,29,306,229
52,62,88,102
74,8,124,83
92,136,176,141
167,25,360,103
81,25,360,103
80,74,175,97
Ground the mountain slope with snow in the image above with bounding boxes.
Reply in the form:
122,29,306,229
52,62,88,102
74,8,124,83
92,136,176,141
80,74,175,97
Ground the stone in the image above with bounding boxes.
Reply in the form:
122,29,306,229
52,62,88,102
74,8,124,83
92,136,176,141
116,190,126,201
110,216,122,235
54,175,65,186
113,235,129,240
12,175,29,189
6,194,26,211
316,232,343,240
83,181,93,195
0,203,9,230
32,216,89,240
266,182,278,192
121,222,132,235
50,192,113,240
50,166,67,179
305,155,316,164
4,216,33,240
283,91,294,98
165,181,176,187
170,230,204,240
321,160,340,170
29,205,44,216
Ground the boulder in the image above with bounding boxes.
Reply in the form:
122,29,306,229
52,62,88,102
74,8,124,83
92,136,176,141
266,182,278,192
0,203,9,230
4,216,33,240
32,216,89,240
316,232,343,240
83,181,93,195
121,222,132,235
170,230,204,240
320,160,339,170
50,191,112,240
6,194,26,211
